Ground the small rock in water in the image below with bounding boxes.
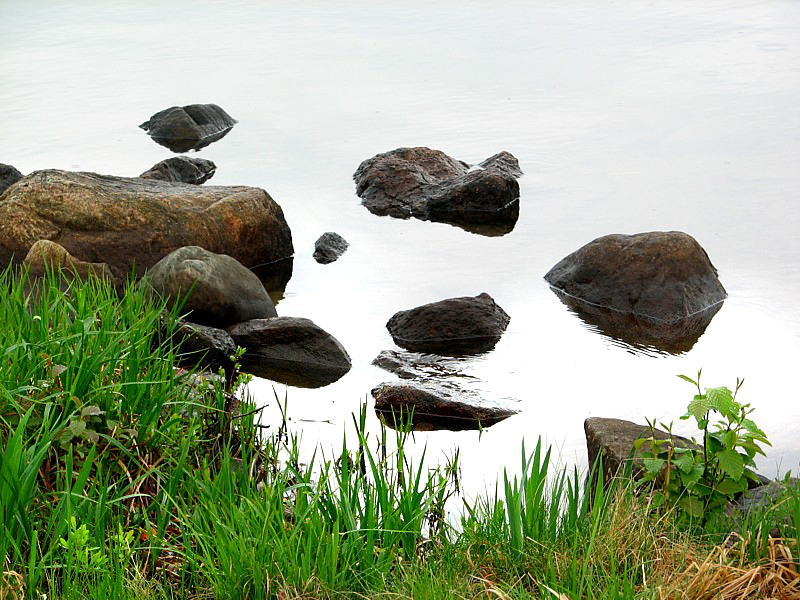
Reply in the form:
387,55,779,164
139,104,237,152
313,232,349,264
140,156,217,184
0,163,23,196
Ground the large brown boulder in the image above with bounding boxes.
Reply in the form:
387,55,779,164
386,292,510,355
0,170,294,275
139,104,237,152
545,232,727,323
354,148,522,236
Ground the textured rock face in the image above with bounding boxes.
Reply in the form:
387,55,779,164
140,156,217,184
0,164,23,196
386,292,510,355
354,147,522,235
372,381,517,431
139,104,237,152
23,239,118,283
0,170,294,274
545,232,727,323
226,317,351,388
145,246,277,327
313,232,349,264
172,320,237,376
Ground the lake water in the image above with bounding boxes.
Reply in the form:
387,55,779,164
2,0,799,494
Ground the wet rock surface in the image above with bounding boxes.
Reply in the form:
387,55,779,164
226,317,351,388
545,231,727,323
386,292,510,355
372,349,479,381
144,246,277,328
140,156,217,184
172,320,237,376
139,104,237,152
354,147,522,236
313,232,349,264
0,164,23,196
0,169,294,273
372,380,517,431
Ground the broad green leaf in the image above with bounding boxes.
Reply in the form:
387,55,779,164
673,453,695,474
679,496,704,518
741,418,767,438
68,420,86,438
81,405,104,418
651,492,667,509
642,457,665,475
706,386,734,416
81,428,99,444
724,430,738,450
687,394,711,420
681,465,704,487
717,449,744,481
633,438,647,451
716,477,747,496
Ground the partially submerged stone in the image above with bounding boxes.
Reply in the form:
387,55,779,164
313,232,349,264
140,156,217,184
354,147,522,236
386,292,510,355
372,380,517,431
171,320,237,376
139,104,237,152
545,232,727,324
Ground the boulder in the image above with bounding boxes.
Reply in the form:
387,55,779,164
726,478,799,537
23,239,118,283
0,170,294,274
386,292,510,355
172,320,237,376
0,164,23,196
139,104,237,152
226,317,351,388
140,156,216,184
372,349,479,381
372,380,517,431
354,148,522,236
545,232,727,323
313,232,349,264
144,246,276,327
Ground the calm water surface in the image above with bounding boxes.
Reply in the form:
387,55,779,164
2,0,799,494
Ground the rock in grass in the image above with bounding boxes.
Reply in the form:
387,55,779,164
23,239,118,283
172,320,237,375
545,232,727,324
144,246,276,328
139,104,237,152
386,292,510,355
313,232,349,264
140,156,217,184
0,163,23,196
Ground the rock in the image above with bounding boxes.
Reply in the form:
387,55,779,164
144,246,276,328
139,104,237,152
313,232,349,264
140,156,216,184
354,148,522,236
226,317,351,388
372,349,479,381
0,170,294,274
726,478,799,537
0,164,23,196
545,232,727,324
172,320,237,376
386,292,510,355
372,380,517,431
22,239,118,283
552,288,723,355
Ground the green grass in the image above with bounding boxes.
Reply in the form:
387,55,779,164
0,266,797,599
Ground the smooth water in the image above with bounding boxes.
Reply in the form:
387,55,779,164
2,0,799,492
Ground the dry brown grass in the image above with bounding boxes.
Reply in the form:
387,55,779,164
0,571,24,600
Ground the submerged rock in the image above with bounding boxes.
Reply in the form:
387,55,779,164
372,380,517,431
0,164,23,196
372,349,479,381
545,232,727,324
139,104,237,152
140,156,217,184
386,292,510,355
144,246,277,328
354,147,522,236
313,232,349,264
226,317,351,388
0,169,294,274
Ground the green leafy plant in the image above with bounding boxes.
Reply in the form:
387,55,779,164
635,371,770,524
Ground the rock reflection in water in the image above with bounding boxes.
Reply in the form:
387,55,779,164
149,128,234,153
551,288,723,355
252,257,293,301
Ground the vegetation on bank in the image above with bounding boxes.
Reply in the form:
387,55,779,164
0,267,798,599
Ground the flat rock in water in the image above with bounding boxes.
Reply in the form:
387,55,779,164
226,317,351,388
0,170,294,275
139,104,237,152
313,232,349,264
144,246,277,328
0,164,23,196
140,156,217,184
386,292,510,355
372,349,478,381
545,232,727,323
372,380,517,431
354,147,522,236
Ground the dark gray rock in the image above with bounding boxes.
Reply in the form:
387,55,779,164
354,148,522,236
0,164,23,196
226,317,351,388
372,349,478,381
725,478,798,538
144,246,276,328
173,320,237,375
545,232,727,324
139,104,237,152
372,380,517,431
313,232,349,264
386,292,510,355
140,156,217,184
